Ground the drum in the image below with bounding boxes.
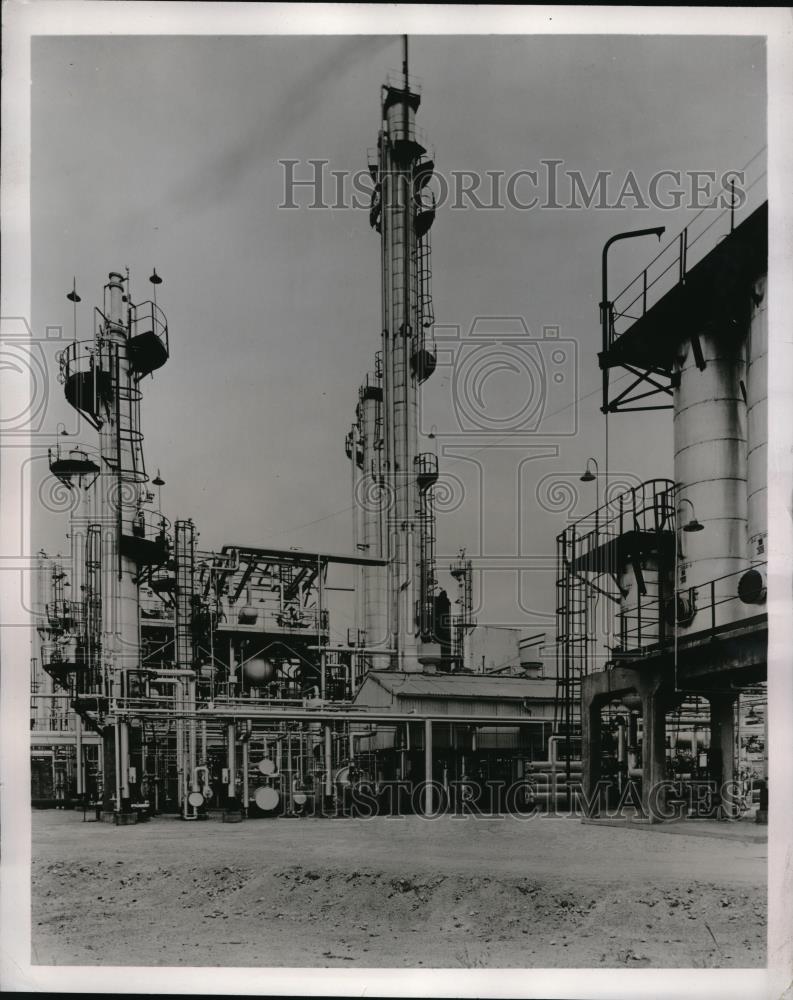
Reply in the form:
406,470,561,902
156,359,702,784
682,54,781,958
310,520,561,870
254,785,280,811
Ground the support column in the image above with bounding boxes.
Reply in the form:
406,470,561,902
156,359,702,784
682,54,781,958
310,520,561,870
242,740,250,815
708,693,738,818
118,720,131,811
641,689,667,822
223,722,242,822
581,694,603,816
75,714,84,800
424,718,433,816
324,725,333,798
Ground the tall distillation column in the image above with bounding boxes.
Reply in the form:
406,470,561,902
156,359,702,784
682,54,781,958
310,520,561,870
349,367,390,667
99,273,141,812
58,269,170,814
367,38,439,670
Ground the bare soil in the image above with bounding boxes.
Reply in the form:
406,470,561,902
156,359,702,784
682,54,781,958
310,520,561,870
31,810,766,968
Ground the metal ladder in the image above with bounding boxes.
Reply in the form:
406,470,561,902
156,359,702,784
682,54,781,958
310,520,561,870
555,529,588,760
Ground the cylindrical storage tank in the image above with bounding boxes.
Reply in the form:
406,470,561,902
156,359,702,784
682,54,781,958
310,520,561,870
739,276,767,604
673,328,747,630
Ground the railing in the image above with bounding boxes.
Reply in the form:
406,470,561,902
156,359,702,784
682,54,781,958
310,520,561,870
44,599,85,632
608,149,766,347
561,479,676,557
384,70,424,96
47,442,100,478
129,299,169,357
122,506,170,543
217,599,330,635
57,338,103,384
675,561,767,639
414,451,438,487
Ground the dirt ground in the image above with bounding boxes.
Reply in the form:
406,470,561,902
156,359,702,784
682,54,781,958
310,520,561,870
31,809,766,968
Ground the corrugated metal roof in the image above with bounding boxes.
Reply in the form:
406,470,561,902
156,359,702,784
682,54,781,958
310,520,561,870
361,671,556,702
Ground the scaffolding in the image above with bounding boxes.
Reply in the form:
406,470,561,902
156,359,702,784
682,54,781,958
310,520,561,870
554,479,676,763
450,550,474,671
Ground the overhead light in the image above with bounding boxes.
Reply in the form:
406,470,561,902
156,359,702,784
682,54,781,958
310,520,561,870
580,457,598,483
678,497,704,533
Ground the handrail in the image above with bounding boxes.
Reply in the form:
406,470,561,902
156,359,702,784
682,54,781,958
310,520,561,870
608,153,767,347
558,478,675,539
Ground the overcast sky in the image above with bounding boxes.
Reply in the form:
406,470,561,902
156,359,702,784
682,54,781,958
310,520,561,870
31,34,766,640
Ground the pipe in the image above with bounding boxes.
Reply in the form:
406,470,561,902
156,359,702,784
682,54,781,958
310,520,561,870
113,720,122,813
119,720,130,808
227,722,237,808
600,228,665,414
187,679,198,793
242,741,250,813
75,713,84,797
424,718,433,816
324,725,333,798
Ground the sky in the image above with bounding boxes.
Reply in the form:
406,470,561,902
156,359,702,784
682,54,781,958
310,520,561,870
30,33,767,641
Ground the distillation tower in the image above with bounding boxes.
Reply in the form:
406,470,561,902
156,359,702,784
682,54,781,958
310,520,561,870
347,39,441,672
41,270,171,818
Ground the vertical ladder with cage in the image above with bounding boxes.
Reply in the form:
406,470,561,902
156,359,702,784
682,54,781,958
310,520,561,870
175,520,196,671
555,527,588,762
417,201,435,331
415,452,439,640
84,523,102,692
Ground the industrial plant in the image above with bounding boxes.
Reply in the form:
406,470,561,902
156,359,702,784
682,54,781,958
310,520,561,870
29,39,767,838
31,44,558,825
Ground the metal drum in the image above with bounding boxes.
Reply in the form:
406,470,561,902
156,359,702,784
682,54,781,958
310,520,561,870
254,786,280,811
257,758,276,776
187,790,204,808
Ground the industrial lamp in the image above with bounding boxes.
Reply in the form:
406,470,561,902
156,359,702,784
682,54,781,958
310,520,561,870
152,469,165,512
580,457,598,483
678,497,704,533
150,269,163,307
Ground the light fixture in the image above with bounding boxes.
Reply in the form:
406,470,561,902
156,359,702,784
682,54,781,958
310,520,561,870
149,269,163,286
580,457,598,483
678,497,704,533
